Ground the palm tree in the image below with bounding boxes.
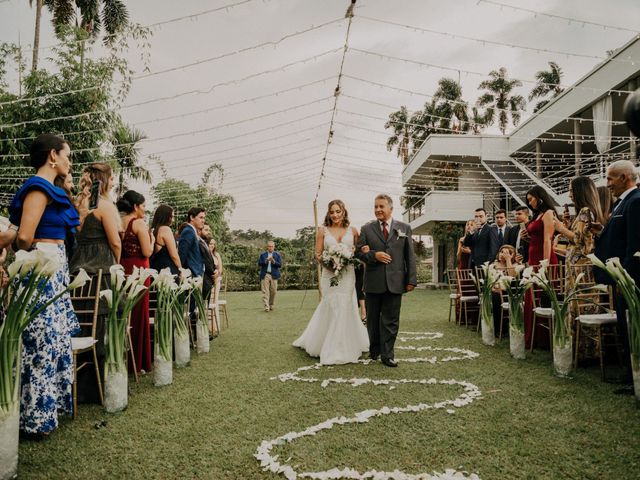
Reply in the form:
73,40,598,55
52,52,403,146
529,61,564,112
477,67,527,135
410,100,438,151
47,0,129,43
111,122,150,197
469,106,488,134
385,106,414,166
28,0,45,72
432,78,469,133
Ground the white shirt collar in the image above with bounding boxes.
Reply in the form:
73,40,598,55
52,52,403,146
188,223,198,236
379,217,393,228
617,186,637,203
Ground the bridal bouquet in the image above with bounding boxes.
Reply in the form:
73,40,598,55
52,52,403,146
320,243,360,287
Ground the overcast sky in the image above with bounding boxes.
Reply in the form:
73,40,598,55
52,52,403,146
1,0,638,237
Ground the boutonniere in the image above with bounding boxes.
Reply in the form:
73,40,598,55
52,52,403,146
396,230,407,239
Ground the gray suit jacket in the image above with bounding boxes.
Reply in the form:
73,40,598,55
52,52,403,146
357,219,417,294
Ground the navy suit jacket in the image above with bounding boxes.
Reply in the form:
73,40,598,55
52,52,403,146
464,223,500,268
178,225,204,277
594,188,640,285
258,251,282,280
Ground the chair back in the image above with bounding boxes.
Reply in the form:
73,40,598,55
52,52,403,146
69,270,103,338
456,268,478,297
148,285,158,323
531,263,564,308
446,269,458,295
568,262,613,315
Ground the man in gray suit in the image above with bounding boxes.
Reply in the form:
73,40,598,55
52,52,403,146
357,194,417,367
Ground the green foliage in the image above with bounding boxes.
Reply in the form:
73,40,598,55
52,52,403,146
151,165,235,245
430,221,464,245
0,25,152,202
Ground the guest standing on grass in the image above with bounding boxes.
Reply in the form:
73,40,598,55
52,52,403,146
150,205,182,276
8,134,80,436
178,208,206,319
118,190,154,375
594,160,640,392
70,163,122,403
258,241,281,312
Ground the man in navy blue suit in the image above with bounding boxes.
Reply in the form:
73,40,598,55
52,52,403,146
179,207,206,278
179,207,206,319
464,207,499,268
258,241,282,312
594,160,640,390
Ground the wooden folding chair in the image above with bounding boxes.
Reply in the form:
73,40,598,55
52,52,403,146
446,269,459,323
530,263,564,351
570,263,622,380
455,269,479,328
213,276,229,329
70,270,104,418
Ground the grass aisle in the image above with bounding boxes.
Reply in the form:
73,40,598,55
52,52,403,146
19,290,640,479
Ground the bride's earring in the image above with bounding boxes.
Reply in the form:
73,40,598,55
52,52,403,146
49,161,57,168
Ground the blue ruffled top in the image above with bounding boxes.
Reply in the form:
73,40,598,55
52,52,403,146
9,176,80,240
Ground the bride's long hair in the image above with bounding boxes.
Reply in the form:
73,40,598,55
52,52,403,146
323,199,350,228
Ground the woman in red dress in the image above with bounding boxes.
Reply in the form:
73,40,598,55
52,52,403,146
455,219,477,324
118,190,154,374
524,186,558,350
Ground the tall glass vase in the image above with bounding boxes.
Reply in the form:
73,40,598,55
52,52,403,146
0,338,21,480
103,315,128,413
509,301,526,360
553,336,573,377
480,297,495,346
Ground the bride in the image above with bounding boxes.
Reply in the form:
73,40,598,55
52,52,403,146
293,200,369,364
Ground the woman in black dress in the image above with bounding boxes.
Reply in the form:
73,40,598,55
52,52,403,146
150,205,181,275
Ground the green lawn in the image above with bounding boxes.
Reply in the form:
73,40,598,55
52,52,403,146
18,289,640,479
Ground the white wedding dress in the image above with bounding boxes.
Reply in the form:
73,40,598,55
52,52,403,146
293,227,369,365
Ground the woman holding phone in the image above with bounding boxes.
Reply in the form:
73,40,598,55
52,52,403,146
69,163,121,403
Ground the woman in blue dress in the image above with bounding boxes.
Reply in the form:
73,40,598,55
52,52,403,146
9,134,80,436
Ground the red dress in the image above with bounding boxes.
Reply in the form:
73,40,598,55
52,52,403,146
120,218,152,373
524,216,558,350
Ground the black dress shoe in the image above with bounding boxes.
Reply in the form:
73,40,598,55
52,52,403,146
381,358,398,368
614,384,635,395
368,353,379,361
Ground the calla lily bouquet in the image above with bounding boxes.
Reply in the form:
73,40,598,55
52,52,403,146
101,264,155,376
191,276,209,328
526,260,606,347
0,250,89,416
471,262,502,331
172,269,194,339
499,264,531,333
154,268,179,364
588,253,640,367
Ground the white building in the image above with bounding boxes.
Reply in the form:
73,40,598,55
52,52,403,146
402,36,640,283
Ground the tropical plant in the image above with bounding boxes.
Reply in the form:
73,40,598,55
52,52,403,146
529,61,564,112
111,121,150,197
46,0,129,44
384,106,415,165
432,78,470,133
151,163,235,244
477,67,527,134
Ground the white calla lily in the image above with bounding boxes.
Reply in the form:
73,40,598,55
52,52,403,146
100,289,113,307
69,269,91,290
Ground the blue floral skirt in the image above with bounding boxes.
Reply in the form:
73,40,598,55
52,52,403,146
20,244,79,434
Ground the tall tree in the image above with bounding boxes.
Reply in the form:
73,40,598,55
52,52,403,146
432,78,469,133
47,0,129,43
477,67,527,134
28,0,44,72
384,106,415,165
529,61,564,112
111,121,150,197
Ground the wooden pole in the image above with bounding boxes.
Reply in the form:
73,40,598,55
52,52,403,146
313,200,322,299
